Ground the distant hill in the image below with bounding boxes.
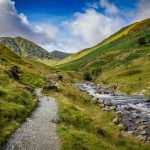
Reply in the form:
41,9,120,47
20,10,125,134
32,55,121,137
51,50,72,60
0,36,53,59
0,37,72,60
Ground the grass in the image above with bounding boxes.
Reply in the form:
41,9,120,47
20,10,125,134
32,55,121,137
44,72,150,150
36,58,59,66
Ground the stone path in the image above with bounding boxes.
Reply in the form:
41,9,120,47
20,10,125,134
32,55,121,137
4,89,61,150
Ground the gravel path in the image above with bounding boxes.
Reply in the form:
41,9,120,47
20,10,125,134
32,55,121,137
4,89,61,150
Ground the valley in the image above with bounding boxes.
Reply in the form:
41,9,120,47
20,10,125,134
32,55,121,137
0,18,150,150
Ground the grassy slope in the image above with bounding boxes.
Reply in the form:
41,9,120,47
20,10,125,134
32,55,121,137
55,18,150,95
55,20,140,66
0,44,54,147
51,50,72,60
45,73,150,150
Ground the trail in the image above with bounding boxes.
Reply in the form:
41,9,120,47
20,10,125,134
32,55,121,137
4,89,61,150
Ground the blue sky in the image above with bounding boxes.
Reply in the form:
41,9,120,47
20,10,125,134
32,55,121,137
14,0,136,23
0,0,149,52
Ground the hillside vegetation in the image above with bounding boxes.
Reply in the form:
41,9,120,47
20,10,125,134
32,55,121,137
55,18,150,96
51,50,72,60
0,44,54,147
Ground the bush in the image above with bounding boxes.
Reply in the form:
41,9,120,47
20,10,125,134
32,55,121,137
138,37,146,45
83,72,92,81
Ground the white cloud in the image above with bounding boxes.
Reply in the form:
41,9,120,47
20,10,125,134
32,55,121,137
99,0,118,14
63,9,123,48
0,0,58,45
133,0,150,21
87,0,119,15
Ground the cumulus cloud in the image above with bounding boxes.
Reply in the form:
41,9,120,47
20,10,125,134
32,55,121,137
88,0,118,15
0,0,58,44
99,0,118,14
133,0,150,21
63,8,123,48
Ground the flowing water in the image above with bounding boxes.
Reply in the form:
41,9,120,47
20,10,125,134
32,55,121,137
75,82,150,143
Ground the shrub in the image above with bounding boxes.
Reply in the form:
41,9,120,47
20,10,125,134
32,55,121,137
83,72,92,81
138,37,146,45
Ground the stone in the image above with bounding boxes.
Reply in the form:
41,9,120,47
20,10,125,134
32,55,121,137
122,131,134,136
147,137,150,141
137,135,147,141
109,106,116,110
140,130,147,135
58,75,63,80
24,85,34,93
51,118,61,124
113,117,121,125
117,123,125,130
7,66,19,80
43,80,58,91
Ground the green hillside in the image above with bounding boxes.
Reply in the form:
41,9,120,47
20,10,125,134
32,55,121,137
0,36,53,59
55,18,150,96
0,44,54,147
55,18,150,69
51,50,72,60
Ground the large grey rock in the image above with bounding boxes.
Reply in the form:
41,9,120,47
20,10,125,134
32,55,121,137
43,80,58,91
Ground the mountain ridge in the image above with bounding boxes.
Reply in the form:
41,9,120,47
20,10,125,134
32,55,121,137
0,36,72,60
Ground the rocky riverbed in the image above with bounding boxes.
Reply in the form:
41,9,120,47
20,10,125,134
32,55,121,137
75,82,150,144
4,89,61,150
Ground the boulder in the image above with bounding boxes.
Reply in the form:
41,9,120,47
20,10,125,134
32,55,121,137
24,85,34,93
113,117,121,125
51,118,61,124
7,66,19,80
43,80,58,91
137,135,147,141
122,131,134,136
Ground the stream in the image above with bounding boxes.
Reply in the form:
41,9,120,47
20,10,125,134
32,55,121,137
75,82,150,143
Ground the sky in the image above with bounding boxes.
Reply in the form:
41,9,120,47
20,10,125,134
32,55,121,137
0,0,150,53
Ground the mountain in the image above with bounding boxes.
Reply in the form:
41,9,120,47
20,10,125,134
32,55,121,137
0,37,72,60
51,50,72,60
55,18,150,95
0,36,53,59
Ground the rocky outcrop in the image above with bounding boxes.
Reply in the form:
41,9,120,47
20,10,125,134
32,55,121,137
42,80,58,91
